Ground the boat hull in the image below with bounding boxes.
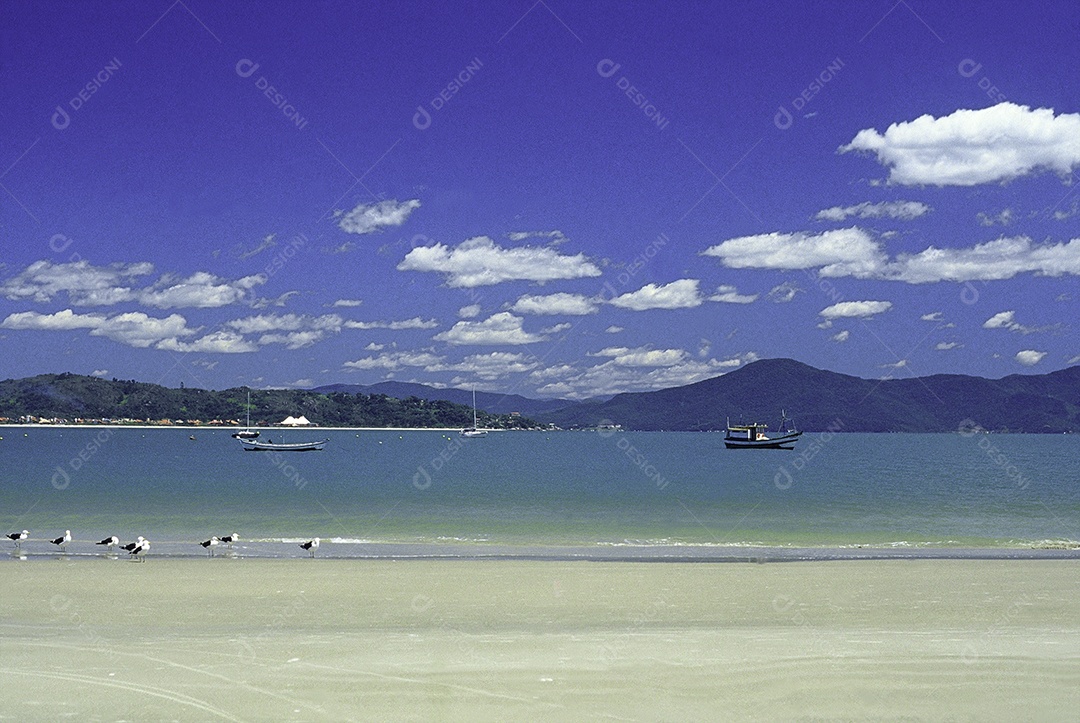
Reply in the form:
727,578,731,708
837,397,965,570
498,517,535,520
240,438,328,452
724,431,802,450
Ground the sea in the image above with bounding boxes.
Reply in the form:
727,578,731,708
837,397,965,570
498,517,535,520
1,427,1078,560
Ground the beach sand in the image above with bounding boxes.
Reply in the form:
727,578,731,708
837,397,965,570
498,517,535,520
2,558,1078,720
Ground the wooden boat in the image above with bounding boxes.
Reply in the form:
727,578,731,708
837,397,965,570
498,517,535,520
725,411,802,450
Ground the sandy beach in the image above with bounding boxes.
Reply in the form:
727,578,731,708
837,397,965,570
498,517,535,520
2,558,1078,720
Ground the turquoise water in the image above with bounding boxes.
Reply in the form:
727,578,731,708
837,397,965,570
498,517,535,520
1,427,1078,553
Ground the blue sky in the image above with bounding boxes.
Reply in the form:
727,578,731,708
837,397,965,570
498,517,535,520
2,0,1078,399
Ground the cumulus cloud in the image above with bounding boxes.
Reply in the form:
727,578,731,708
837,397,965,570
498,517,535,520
831,330,850,342
977,209,1014,227
0,308,227,350
343,351,444,371
338,199,421,235
936,341,962,350
531,351,757,399
441,351,540,380
920,312,944,322
839,103,1080,186
157,330,258,353
506,230,567,243
605,325,624,333
511,292,599,315
707,284,758,304
433,312,545,345
706,231,1080,283
332,299,363,307
1015,349,1047,366
703,228,886,277
398,236,601,288
0,260,267,308
608,279,702,310
980,310,1054,334
458,304,481,318
819,301,893,319
0,260,151,305
815,200,930,221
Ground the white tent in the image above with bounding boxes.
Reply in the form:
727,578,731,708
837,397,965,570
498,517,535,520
279,415,312,426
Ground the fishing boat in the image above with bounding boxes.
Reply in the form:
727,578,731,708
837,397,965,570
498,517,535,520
231,391,260,440
239,437,328,452
725,410,802,449
460,389,488,438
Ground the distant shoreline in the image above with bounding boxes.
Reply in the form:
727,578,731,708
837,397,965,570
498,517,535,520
0,423,483,432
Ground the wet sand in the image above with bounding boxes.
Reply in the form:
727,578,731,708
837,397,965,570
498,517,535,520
2,559,1078,720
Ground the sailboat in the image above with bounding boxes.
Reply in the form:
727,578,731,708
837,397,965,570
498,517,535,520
460,389,488,438
231,390,260,439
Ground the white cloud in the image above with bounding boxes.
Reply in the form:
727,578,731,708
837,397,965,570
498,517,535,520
140,271,265,308
364,342,384,351
936,341,962,350
531,351,756,399
767,282,802,303
433,312,545,345
609,279,702,311
1,308,200,349
920,312,944,322
511,292,599,315
0,260,267,308
91,369,109,377
820,300,893,319
886,236,1080,283
397,236,601,287
839,103,1080,186
227,313,343,335
880,359,908,370
541,322,572,335
338,199,421,235
458,304,481,318
158,330,258,353
442,351,539,380
815,200,930,221
332,299,363,307
977,209,1014,227
507,230,566,243
981,310,1053,334
1069,354,1080,364
707,230,1080,284
605,325,624,333
590,346,688,367
344,317,438,330
343,351,444,370
707,284,758,304
831,330,850,343
0,260,151,305
1016,350,1047,366
703,228,886,277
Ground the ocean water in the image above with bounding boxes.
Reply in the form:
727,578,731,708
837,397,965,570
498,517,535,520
1,427,1078,556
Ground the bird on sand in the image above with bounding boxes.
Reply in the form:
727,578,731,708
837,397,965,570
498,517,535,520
299,538,320,557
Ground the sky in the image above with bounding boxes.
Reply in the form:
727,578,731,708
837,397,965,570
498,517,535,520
1,0,1079,400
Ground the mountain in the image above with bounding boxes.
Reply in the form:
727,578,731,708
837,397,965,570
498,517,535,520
0,374,540,429
311,382,575,417
533,358,1080,433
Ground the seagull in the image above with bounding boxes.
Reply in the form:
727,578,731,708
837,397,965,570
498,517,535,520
50,530,71,552
220,533,239,548
200,536,221,557
130,538,150,561
119,536,146,553
6,530,28,548
299,538,320,557
95,535,119,551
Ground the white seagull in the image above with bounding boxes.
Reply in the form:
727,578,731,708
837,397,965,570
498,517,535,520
6,530,28,547
220,533,239,548
299,538,320,557
200,536,221,557
130,538,150,561
50,530,71,552
119,536,146,553
95,535,119,551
